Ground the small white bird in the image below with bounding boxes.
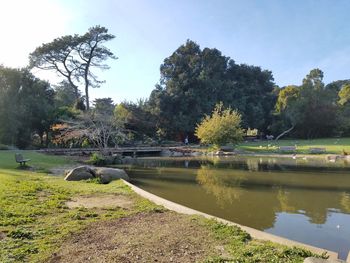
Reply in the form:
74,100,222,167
292,154,297,160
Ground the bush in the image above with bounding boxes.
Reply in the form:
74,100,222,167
0,144,9,150
88,153,121,166
81,139,91,148
195,103,244,147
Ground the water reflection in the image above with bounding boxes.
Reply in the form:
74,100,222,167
196,165,246,206
121,156,350,258
341,193,350,212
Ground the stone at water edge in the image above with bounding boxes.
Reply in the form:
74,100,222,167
93,167,130,184
64,166,95,181
303,257,345,263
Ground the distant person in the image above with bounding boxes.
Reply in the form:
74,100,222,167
184,136,189,145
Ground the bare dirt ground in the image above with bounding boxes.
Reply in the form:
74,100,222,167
49,211,225,263
66,195,134,209
0,231,6,240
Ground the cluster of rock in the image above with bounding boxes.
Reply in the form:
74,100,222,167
64,166,129,184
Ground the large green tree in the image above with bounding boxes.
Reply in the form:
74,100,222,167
337,84,350,135
29,25,116,110
114,100,157,142
148,40,275,140
274,69,339,139
0,66,55,148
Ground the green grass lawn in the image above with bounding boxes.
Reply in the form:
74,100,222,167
0,151,159,262
237,137,350,155
0,150,324,262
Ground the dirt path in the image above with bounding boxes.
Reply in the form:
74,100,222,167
66,194,133,209
49,211,225,263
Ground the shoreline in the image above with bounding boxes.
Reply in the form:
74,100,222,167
122,179,341,260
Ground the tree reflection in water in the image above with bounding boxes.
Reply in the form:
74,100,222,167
196,165,246,207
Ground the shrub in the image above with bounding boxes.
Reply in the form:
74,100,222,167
0,144,9,150
195,103,244,147
88,153,121,166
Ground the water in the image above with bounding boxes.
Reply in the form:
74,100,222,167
118,156,350,259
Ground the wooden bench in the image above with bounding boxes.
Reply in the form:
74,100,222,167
309,147,326,154
279,146,296,152
15,153,30,166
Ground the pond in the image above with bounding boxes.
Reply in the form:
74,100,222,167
118,156,350,259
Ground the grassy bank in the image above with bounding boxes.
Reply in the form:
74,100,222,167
0,150,324,262
237,137,350,155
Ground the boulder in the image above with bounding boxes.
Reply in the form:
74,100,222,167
64,166,95,181
93,167,130,184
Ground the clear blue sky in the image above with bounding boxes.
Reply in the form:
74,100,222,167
1,0,349,103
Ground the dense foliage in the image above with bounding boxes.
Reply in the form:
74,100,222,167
0,66,55,148
148,40,275,140
195,103,244,147
1,34,350,148
272,69,346,139
29,25,116,110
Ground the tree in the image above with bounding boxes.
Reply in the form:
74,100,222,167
195,103,244,147
273,69,339,139
54,81,81,108
273,85,300,140
337,84,350,135
338,84,350,106
93,97,115,115
115,100,157,141
148,40,275,140
29,25,116,110
53,110,125,156
0,66,55,148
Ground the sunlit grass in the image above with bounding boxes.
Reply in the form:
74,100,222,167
0,151,159,262
0,150,326,262
237,137,350,154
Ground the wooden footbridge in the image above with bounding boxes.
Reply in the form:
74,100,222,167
37,146,194,156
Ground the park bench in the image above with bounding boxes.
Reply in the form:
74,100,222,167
308,147,326,154
15,153,30,166
279,146,296,152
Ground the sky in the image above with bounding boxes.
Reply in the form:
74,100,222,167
0,0,349,103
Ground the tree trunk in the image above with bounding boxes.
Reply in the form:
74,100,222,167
85,84,90,110
39,134,44,147
45,131,50,148
275,125,294,141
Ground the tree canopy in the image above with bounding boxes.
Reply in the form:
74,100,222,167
273,69,339,139
148,40,275,140
29,25,116,110
0,66,55,148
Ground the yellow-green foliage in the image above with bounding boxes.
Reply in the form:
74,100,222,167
195,103,244,147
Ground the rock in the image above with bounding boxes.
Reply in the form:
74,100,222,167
93,167,130,184
303,257,345,263
64,166,95,181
